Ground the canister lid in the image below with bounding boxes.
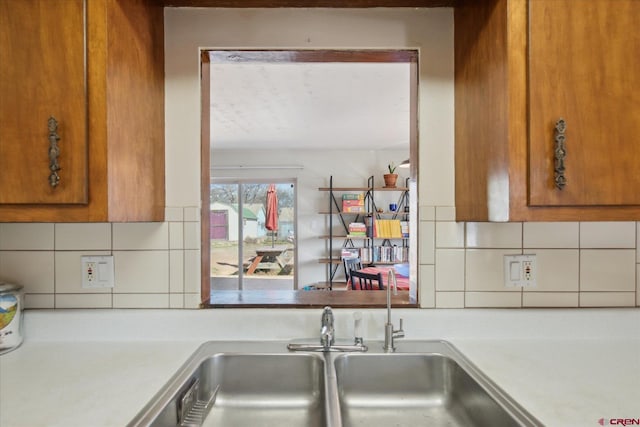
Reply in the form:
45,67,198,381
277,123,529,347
0,283,23,293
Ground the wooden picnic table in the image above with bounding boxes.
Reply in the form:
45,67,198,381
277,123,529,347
246,245,289,275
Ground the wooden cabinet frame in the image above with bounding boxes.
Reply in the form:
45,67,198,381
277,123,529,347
0,0,164,222
455,0,640,221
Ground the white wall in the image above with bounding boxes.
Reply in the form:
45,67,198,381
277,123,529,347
164,7,454,208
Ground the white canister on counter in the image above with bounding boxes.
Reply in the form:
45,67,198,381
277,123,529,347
0,283,24,354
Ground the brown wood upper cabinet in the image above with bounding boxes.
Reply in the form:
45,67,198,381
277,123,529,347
455,0,640,221
0,0,165,222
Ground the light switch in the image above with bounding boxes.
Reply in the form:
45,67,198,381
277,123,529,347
509,261,521,281
98,262,110,281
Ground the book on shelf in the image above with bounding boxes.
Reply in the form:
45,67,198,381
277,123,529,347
342,193,364,212
373,219,403,238
370,245,409,263
342,193,364,200
400,221,409,238
347,233,367,238
359,247,372,263
348,222,367,237
364,215,374,238
337,247,407,263
341,248,360,260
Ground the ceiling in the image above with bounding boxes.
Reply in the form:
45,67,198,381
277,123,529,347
210,61,411,151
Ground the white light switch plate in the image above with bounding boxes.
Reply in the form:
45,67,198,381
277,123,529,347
81,256,114,289
503,254,537,288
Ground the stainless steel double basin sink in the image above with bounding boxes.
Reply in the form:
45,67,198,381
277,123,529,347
128,340,541,427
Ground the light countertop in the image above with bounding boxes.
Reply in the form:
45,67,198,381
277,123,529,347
1,309,638,427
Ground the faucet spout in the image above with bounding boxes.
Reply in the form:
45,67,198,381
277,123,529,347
383,270,404,352
320,306,335,350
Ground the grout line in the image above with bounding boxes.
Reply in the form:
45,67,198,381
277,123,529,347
520,222,524,308
577,223,582,307
462,221,467,309
110,223,114,309
52,224,57,309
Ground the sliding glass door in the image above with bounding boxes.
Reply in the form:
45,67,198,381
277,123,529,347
209,180,296,294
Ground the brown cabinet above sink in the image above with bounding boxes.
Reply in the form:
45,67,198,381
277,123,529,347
0,0,164,222
454,0,640,221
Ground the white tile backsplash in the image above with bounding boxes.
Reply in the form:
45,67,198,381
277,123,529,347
579,292,636,307
169,222,184,250
185,293,201,309
435,206,455,221
113,223,169,250
435,291,464,308
0,224,54,250
580,250,636,291
113,251,169,293
419,205,435,221
580,222,636,248
435,249,464,291
523,222,579,248
24,293,54,309
419,221,435,264
165,207,184,222
170,250,185,293
523,249,579,292
419,264,435,308
436,221,465,248
55,294,112,309
113,293,170,309
183,222,200,250
523,292,578,307
55,223,111,250
466,223,522,248
638,223,640,263
184,250,201,294
465,249,521,292
170,293,185,309
184,207,200,222
465,292,521,308
0,208,638,309
0,251,54,293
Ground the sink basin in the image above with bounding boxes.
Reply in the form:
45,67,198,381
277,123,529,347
129,341,539,427
128,348,326,427
334,351,536,427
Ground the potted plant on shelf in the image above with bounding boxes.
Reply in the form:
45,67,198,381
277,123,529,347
384,163,398,188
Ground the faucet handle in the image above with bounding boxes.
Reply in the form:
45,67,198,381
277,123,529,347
321,306,334,326
353,312,364,345
395,318,405,340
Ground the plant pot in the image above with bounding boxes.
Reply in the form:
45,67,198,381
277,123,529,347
383,173,398,188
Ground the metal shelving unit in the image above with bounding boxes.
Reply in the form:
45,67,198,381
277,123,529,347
318,175,409,290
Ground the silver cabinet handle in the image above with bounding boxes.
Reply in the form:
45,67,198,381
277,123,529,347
554,118,567,190
48,116,61,187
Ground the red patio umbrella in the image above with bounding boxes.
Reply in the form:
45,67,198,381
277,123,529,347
265,184,278,247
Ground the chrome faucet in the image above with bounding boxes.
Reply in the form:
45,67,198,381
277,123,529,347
383,269,405,352
320,306,335,350
287,306,367,352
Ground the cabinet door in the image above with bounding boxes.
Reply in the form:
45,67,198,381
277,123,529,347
528,0,640,207
0,0,88,204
